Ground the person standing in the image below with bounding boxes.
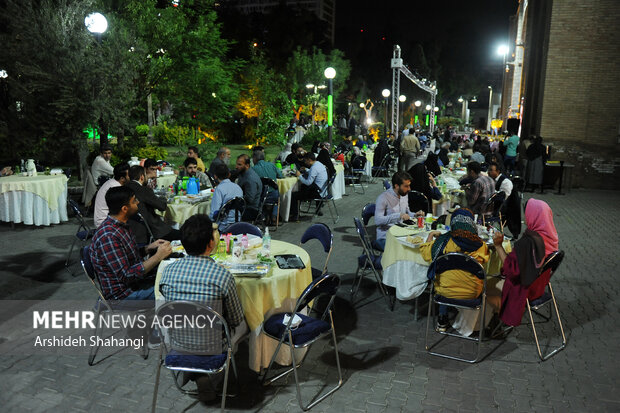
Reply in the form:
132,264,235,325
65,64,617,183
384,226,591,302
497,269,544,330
502,132,520,174
91,144,114,184
399,129,420,171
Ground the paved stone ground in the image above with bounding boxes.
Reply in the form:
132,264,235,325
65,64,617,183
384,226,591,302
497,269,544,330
0,180,619,412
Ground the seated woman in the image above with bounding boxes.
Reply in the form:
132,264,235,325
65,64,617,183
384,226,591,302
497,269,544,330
421,208,490,330
489,198,559,327
407,163,442,213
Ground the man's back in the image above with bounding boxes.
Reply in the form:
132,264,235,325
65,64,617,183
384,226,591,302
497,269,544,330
237,167,262,210
466,175,496,215
94,178,120,227
401,135,420,153
211,179,243,227
160,255,244,328
253,160,282,183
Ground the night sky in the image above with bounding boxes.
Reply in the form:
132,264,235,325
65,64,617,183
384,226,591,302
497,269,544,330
335,0,519,103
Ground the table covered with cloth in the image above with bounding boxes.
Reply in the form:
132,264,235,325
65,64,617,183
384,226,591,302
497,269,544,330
277,163,345,222
155,239,312,372
381,224,511,299
0,174,68,225
159,199,212,228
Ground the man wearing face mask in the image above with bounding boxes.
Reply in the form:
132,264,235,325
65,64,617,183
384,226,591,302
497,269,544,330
208,147,231,176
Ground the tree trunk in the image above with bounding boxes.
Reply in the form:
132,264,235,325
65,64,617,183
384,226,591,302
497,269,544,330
147,92,154,140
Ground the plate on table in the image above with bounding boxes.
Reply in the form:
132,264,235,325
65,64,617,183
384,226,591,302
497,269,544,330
221,262,271,277
396,234,427,249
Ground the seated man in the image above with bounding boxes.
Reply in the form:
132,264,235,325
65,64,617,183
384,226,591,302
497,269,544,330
90,186,172,300
374,171,420,250
210,163,243,231
487,161,513,199
208,147,231,176
177,157,210,188
1,166,13,176
125,165,181,243
159,214,247,348
252,150,282,224
289,152,328,221
94,162,130,227
464,161,496,216
187,146,205,172
91,144,114,185
285,143,305,170
144,158,159,190
235,154,263,221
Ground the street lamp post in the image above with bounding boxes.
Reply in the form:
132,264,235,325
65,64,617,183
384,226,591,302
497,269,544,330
382,89,390,139
497,45,509,124
486,85,493,132
425,104,431,129
85,12,108,145
324,67,336,149
398,95,406,129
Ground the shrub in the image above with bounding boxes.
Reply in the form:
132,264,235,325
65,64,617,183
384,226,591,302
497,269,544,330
135,145,168,161
153,122,195,146
300,127,327,147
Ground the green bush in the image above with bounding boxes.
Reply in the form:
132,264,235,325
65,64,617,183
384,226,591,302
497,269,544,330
437,117,463,128
153,122,195,146
135,124,150,137
300,127,328,147
136,145,168,161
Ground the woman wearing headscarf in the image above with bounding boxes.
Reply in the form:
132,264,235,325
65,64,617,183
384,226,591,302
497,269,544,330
525,136,546,192
278,143,292,164
317,144,336,179
438,143,450,167
490,199,558,326
407,163,441,213
424,152,442,177
422,208,490,330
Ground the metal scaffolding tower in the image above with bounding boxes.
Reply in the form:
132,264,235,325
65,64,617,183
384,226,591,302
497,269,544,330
390,45,438,135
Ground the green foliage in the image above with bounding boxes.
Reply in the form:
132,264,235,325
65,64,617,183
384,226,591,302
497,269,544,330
135,145,168,161
285,47,352,102
135,124,150,137
437,117,463,127
153,122,195,146
300,127,328,147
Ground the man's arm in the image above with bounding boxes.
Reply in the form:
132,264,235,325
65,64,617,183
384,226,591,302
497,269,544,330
210,188,222,219
298,165,317,186
224,276,245,327
139,186,167,211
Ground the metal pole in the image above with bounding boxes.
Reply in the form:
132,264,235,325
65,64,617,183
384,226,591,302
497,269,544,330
327,78,333,149
384,97,389,139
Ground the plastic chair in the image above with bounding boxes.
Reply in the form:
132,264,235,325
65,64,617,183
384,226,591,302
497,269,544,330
481,191,505,226
259,177,280,229
65,199,95,275
226,222,262,238
151,301,238,413
361,203,384,252
204,170,218,188
525,250,567,361
372,153,392,178
215,197,245,232
408,190,430,214
260,273,343,411
351,217,392,310
424,253,492,363
344,155,365,194
300,223,333,280
383,179,391,190
79,246,150,366
299,174,339,224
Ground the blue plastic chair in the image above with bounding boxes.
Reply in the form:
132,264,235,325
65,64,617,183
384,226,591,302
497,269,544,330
215,197,245,232
300,223,333,280
351,217,392,310
151,301,238,413
225,222,263,237
383,179,391,190
261,273,343,411
65,199,95,275
361,203,384,252
424,253,491,363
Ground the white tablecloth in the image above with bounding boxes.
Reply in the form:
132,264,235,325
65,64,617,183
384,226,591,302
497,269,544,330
330,165,345,200
0,177,68,225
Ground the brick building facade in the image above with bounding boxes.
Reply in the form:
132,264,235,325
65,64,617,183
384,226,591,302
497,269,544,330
505,0,620,189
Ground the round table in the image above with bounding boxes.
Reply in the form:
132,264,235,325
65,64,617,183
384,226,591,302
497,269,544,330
160,198,212,227
0,174,68,225
381,224,511,335
156,174,177,189
155,239,312,372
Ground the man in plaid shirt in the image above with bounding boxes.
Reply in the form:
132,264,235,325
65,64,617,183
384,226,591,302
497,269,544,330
464,161,496,216
159,214,246,347
90,186,172,300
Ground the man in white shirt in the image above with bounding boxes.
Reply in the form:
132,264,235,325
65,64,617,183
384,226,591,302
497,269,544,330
487,161,513,199
289,152,328,221
94,162,130,227
91,145,114,184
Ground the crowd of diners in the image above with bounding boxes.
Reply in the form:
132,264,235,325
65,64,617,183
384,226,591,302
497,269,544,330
71,122,557,396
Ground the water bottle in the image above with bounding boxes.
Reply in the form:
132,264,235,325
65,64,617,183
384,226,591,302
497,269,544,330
241,233,249,250
262,227,271,258
275,160,282,170
232,237,242,262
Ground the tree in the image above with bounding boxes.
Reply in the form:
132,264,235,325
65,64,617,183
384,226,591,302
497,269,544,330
237,53,292,145
0,0,139,165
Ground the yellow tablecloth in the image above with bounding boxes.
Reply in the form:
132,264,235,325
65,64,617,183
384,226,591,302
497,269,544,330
160,199,212,226
382,224,511,273
334,163,344,175
0,174,68,211
277,176,298,194
156,174,177,189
